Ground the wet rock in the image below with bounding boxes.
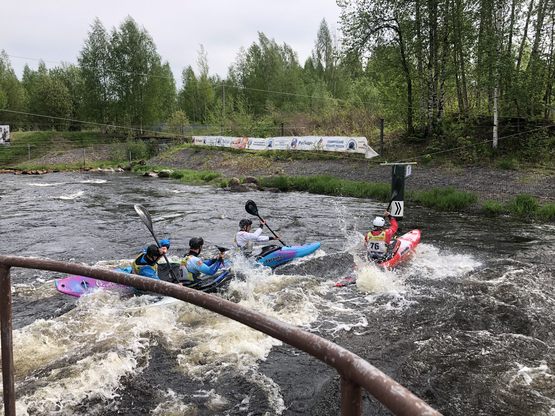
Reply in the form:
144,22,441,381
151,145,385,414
158,169,172,178
244,176,258,184
229,184,250,192
21,170,48,175
243,182,259,191
228,177,241,187
143,172,158,177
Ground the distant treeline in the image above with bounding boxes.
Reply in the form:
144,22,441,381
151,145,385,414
1,1,555,145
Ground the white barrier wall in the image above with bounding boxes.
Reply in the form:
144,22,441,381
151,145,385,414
192,136,379,159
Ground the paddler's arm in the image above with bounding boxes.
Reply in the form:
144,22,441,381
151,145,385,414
384,211,399,238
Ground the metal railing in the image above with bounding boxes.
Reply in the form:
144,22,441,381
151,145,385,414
0,255,441,416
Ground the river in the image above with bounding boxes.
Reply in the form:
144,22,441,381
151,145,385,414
1,171,554,415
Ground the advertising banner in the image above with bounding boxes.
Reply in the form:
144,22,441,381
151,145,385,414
192,135,379,159
0,125,10,145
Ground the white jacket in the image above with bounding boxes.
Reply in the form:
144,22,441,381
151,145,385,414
235,227,271,255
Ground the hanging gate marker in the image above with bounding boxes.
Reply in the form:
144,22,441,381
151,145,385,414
380,162,417,220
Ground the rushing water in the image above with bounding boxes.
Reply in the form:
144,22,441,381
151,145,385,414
0,171,554,415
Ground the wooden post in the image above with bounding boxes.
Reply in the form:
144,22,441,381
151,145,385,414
380,118,385,155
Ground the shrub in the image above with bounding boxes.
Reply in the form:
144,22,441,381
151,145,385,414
507,194,539,218
496,158,519,170
110,139,152,162
482,200,505,216
536,204,555,221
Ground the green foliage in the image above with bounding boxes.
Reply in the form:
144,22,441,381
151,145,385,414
482,200,505,216
0,130,109,165
110,139,154,162
259,175,390,200
133,165,221,184
165,110,190,135
537,204,555,222
413,187,477,211
496,158,519,170
507,194,540,218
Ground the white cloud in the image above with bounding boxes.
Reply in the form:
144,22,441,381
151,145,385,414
1,0,341,85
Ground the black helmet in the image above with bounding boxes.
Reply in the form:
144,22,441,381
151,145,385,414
146,244,161,259
239,218,252,229
189,237,204,250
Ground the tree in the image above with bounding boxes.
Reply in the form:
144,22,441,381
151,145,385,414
339,0,415,133
108,16,164,131
78,18,111,125
228,32,307,115
0,51,27,128
50,64,85,130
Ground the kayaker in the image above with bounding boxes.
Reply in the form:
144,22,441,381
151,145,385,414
235,218,280,256
365,211,399,261
132,243,169,279
181,237,224,284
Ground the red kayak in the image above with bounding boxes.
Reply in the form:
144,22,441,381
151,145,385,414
377,229,421,269
335,229,421,287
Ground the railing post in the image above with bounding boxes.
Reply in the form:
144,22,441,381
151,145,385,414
0,264,15,416
341,376,362,416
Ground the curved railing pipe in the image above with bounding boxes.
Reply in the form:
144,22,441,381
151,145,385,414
0,256,441,416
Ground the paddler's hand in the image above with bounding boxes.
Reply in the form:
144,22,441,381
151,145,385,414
259,219,266,228
384,210,391,217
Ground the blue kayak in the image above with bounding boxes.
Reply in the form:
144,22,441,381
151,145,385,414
255,242,321,268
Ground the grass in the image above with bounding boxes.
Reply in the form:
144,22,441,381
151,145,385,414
507,194,540,218
537,204,555,221
482,200,506,216
258,175,391,200
10,160,122,171
480,195,555,222
132,165,224,186
412,187,477,211
0,130,114,167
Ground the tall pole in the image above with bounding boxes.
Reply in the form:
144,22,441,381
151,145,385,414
380,118,385,155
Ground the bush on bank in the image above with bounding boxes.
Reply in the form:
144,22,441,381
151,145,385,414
480,194,555,221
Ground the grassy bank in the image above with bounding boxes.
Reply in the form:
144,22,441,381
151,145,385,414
135,165,555,222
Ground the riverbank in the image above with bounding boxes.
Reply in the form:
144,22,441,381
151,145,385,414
149,147,555,204
5,145,555,221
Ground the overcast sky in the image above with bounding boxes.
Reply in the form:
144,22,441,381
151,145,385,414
2,0,342,85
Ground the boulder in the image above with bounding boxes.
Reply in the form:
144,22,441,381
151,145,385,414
244,176,258,184
158,170,172,178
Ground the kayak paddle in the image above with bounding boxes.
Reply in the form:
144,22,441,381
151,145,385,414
134,204,179,283
245,200,286,246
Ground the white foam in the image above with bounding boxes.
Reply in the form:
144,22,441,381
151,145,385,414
79,179,107,184
404,243,481,279
27,182,65,187
58,191,84,200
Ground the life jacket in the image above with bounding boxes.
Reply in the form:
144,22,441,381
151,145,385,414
365,230,388,255
131,253,158,276
180,255,200,282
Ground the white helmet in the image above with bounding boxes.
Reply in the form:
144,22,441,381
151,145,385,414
372,216,386,227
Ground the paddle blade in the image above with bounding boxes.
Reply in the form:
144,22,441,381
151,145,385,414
245,200,259,216
134,204,154,233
